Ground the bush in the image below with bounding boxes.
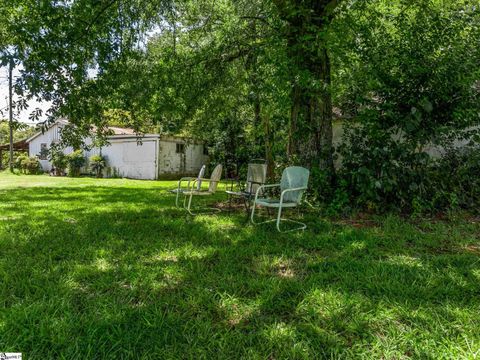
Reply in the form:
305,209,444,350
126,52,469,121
424,147,480,213
48,145,67,176
338,121,429,212
13,154,40,174
66,150,86,177
328,0,480,215
89,155,107,178
23,157,41,174
338,122,480,214
14,154,29,173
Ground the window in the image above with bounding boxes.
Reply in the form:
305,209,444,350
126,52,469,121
176,143,185,154
39,143,48,160
203,145,209,156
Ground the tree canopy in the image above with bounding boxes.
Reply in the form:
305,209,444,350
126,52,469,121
1,0,479,212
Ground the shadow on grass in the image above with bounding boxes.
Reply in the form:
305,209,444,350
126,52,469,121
0,185,479,358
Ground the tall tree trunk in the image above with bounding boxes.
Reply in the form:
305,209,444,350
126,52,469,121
287,83,301,159
8,59,14,172
249,19,263,149
313,46,334,175
275,0,339,183
253,96,261,145
286,44,335,180
263,112,275,180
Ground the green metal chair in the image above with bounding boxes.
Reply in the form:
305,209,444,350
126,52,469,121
170,164,206,207
250,166,310,232
226,161,267,214
183,164,223,215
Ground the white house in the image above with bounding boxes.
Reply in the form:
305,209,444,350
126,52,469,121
27,119,209,180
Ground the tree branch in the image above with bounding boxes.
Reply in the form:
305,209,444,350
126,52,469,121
240,16,270,25
76,0,120,41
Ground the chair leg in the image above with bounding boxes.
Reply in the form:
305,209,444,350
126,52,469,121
276,204,283,230
250,202,256,224
228,194,233,213
243,195,250,217
184,194,221,216
175,189,181,207
175,179,188,208
250,203,276,226
185,192,195,215
251,204,306,232
276,213,307,232
183,191,188,209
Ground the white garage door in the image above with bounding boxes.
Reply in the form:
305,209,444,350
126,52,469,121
121,140,157,180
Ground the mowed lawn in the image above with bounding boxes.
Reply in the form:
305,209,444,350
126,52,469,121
0,172,479,359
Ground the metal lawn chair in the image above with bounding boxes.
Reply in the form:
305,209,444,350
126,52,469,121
250,166,310,232
171,164,206,207
183,164,223,215
226,161,267,214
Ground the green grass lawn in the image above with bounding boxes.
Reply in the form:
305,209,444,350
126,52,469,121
0,172,479,359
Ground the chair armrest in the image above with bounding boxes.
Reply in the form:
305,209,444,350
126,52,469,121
191,178,221,189
193,177,220,183
258,183,281,189
248,180,265,186
244,180,267,195
281,186,308,193
177,177,196,190
253,183,280,203
280,187,308,204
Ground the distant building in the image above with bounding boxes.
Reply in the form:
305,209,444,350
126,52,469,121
26,119,209,180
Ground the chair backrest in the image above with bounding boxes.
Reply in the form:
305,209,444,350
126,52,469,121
208,164,223,193
245,163,267,194
196,165,206,190
280,166,310,203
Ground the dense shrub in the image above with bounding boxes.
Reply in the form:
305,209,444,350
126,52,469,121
48,145,68,176
14,154,29,172
13,154,41,174
424,147,480,213
327,2,480,215
89,155,107,178
23,157,42,174
66,150,86,177
337,128,480,214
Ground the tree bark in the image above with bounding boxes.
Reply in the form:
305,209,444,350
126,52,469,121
248,19,263,148
275,0,338,182
313,46,334,174
263,113,275,181
8,59,14,172
287,83,300,159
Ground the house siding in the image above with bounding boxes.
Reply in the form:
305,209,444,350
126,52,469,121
101,138,159,180
28,122,73,172
157,138,208,177
27,122,208,180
